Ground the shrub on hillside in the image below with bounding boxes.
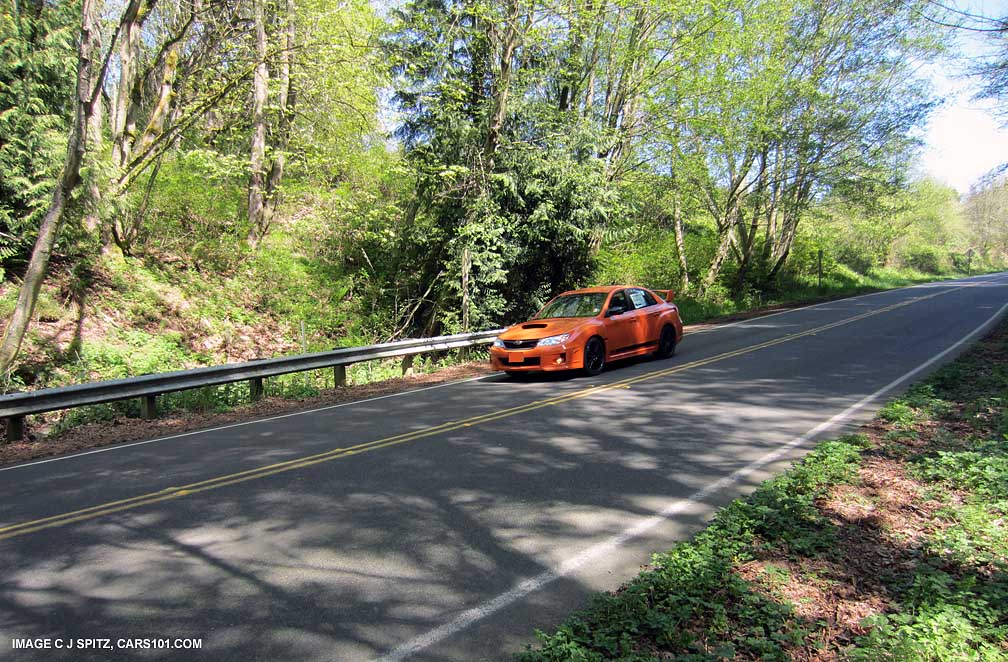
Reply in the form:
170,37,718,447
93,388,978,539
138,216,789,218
899,245,946,275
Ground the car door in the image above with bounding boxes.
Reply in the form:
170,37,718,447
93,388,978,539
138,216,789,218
602,290,637,354
628,288,663,344
624,288,655,348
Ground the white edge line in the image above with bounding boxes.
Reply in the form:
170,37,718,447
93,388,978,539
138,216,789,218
375,298,1008,662
0,374,494,473
6,272,1005,473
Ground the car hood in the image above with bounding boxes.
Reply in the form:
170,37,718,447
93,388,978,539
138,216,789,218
498,318,591,341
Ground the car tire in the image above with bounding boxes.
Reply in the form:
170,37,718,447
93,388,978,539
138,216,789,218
655,325,676,359
582,336,606,376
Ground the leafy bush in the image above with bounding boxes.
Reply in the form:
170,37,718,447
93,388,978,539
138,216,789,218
854,567,1008,661
595,231,682,291
139,150,247,266
879,401,918,428
910,438,1008,500
899,245,947,275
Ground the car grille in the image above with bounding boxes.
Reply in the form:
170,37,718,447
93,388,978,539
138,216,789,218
505,356,541,366
502,339,539,349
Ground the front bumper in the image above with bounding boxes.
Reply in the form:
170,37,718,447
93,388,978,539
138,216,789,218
489,343,584,372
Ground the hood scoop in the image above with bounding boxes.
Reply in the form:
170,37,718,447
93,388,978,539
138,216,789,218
521,323,549,329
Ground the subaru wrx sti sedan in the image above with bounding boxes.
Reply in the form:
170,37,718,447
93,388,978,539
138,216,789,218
490,286,684,376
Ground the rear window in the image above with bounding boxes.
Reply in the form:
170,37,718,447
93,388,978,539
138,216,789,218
628,289,657,309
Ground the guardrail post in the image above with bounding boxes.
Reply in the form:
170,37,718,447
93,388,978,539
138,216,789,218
5,416,24,442
141,395,157,420
401,354,414,377
334,365,347,388
249,377,264,401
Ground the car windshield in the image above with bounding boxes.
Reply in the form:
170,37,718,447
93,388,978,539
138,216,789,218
535,293,609,319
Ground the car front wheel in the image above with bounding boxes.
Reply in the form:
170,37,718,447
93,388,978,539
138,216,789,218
583,337,606,376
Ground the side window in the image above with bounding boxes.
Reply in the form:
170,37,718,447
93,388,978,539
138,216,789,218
627,288,652,310
640,289,658,307
608,290,629,314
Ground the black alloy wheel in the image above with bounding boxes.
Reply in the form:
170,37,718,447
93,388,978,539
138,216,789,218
656,325,676,358
583,337,606,376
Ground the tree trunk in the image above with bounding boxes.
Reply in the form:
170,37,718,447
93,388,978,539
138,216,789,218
108,0,156,255
581,1,605,119
110,1,147,173
701,224,735,295
262,0,295,225
483,1,523,168
136,46,181,159
0,0,105,377
766,180,809,283
672,195,689,290
761,179,781,271
83,50,106,244
110,0,200,198
461,247,471,333
247,0,269,247
734,151,767,293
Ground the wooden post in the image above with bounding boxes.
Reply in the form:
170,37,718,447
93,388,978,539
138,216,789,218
140,394,157,420
334,364,347,387
402,354,414,377
5,416,24,442
249,377,264,401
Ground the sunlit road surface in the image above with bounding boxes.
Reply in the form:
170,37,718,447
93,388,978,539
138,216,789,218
1,274,1006,661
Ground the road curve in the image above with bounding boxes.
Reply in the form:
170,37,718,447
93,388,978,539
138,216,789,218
1,273,1007,661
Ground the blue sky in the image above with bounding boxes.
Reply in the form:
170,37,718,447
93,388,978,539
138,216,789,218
917,0,1008,193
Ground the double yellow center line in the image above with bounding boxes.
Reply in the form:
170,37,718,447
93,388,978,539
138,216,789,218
0,286,958,542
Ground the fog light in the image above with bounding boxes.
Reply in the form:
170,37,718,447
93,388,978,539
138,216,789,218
555,353,566,365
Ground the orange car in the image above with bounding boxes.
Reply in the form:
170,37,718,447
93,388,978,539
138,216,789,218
490,286,684,376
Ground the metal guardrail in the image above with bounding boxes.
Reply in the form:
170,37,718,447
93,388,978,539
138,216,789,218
0,329,505,442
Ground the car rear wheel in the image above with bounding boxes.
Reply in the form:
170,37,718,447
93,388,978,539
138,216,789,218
655,325,676,358
583,337,606,376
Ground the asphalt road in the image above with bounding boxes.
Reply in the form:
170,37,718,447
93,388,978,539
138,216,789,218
2,274,1007,662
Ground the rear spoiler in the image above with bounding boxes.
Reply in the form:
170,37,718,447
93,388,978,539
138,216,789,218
654,289,676,302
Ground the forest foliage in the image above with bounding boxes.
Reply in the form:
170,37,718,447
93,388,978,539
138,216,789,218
0,0,1006,385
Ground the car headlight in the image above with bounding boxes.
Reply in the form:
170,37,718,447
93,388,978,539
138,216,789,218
537,333,570,347
493,338,505,348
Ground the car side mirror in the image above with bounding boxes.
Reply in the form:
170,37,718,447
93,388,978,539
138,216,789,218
607,305,626,317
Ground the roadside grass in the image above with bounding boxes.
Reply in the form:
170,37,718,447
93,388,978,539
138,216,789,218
3,222,485,438
674,265,975,324
518,320,1008,661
